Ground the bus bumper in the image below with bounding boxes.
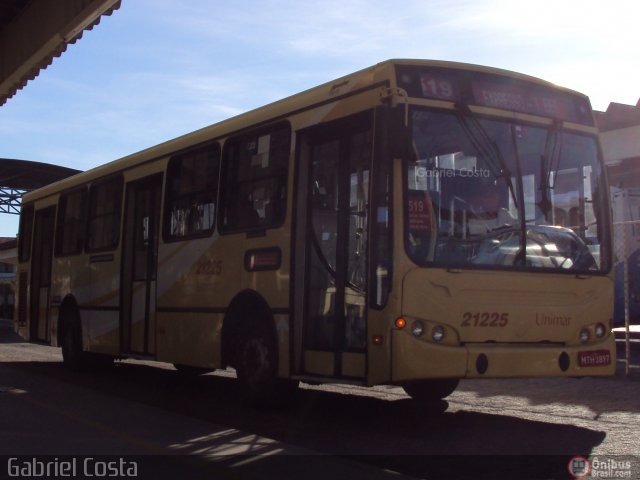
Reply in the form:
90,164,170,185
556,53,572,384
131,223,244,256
391,330,617,381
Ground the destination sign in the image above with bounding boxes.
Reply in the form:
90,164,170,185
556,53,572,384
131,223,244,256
396,65,594,126
471,79,577,119
419,72,461,102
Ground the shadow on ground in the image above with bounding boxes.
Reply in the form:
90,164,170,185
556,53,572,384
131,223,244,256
5,357,604,480
2,319,606,479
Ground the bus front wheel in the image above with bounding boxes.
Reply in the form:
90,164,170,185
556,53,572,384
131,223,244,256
402,378,459,402
236,327,297,407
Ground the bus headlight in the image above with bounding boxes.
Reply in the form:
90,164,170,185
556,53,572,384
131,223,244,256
595,323,607,338
411,320,425,337
579,328,590,344
432,326,445,343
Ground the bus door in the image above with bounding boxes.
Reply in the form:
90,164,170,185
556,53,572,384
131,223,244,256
29,206,55,342
121,174,162,355
294,112,373,379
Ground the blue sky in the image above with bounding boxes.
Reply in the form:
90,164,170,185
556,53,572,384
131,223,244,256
1,0,639,236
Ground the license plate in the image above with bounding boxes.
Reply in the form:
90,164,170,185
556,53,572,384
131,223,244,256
578,350,612,367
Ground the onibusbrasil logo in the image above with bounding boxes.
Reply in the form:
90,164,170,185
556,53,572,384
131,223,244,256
567,455,634,478
568,456,591,478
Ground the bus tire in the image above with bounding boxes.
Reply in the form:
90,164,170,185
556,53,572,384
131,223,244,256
60,306,113,370
60,309,85,371
402,378,459,402
236,325,297,407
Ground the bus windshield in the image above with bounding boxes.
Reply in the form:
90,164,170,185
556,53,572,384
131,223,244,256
405,108,610,273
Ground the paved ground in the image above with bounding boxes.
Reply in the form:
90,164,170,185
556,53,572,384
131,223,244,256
1,318,639,480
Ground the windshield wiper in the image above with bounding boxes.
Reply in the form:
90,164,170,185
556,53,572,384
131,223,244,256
509,124,528,266
454,104,519,209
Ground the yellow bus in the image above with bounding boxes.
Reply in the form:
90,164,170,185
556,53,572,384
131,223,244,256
14,59,616,405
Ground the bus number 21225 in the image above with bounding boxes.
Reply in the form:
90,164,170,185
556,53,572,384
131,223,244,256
462,312,509,327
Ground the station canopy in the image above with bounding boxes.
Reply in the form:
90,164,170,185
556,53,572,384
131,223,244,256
0,0,121,106
1,0,117,214
0,158,80,214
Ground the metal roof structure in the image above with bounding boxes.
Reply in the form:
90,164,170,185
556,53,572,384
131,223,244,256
0,0,121,107
0,158,80,214
1,0,116,217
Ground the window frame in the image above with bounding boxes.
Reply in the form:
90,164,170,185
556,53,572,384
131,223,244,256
163,141,221,243
403,106,611,275
18,203,34,263
219,121,291,234
55,187,88,257
85,175,124,253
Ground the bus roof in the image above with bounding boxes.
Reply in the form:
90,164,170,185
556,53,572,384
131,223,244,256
22,59,589,204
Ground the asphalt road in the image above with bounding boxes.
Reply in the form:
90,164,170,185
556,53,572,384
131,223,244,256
1,318,638,480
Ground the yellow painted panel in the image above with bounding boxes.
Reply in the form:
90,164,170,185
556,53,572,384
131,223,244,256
341,352,365,378
156,311,222,369
304,351,334,377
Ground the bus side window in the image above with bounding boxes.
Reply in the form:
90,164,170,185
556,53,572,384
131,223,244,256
18,204,35,262
86,176,124,252
165,142,220,240
220,122,291,232
55,188,88,256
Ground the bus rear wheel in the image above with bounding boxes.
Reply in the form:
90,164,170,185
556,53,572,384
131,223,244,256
61,316,84,371
60,308,112,371
402,378,459,402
